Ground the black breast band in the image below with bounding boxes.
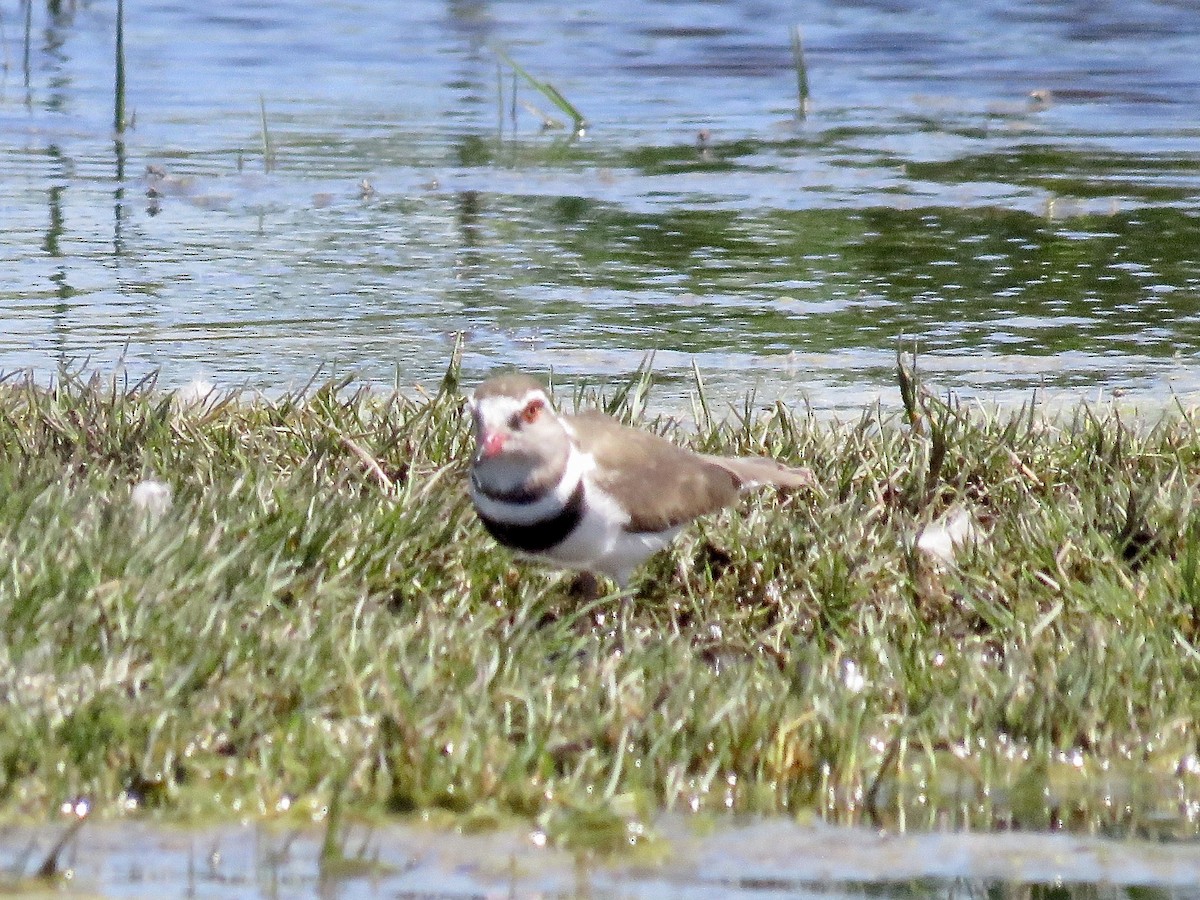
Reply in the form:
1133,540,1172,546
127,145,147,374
477,481,585,553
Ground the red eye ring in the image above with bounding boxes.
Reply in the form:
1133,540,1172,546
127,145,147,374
521,399,544,424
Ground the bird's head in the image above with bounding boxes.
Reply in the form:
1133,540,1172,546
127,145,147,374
467,374,571,498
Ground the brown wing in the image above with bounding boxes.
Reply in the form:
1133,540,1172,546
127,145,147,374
567,411,740,534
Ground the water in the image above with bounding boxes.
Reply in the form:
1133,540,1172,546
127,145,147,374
6,817,1200,898
1,0,1198,412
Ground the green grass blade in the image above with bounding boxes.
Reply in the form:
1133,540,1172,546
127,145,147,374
493,46,587,132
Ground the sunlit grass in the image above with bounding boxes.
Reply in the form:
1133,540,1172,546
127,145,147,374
0,363,1198,849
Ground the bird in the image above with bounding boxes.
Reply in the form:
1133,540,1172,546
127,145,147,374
465,372,814,588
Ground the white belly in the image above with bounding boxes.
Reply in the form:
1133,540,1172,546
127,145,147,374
537,479,680,586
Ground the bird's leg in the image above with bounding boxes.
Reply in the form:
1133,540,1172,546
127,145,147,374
565,570,602,603
673,552,706,633
555,572,631,648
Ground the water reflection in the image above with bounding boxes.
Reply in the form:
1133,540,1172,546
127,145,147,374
112,136,126,255
0,0,1198,413
41,143,75,368
2,818,1198,898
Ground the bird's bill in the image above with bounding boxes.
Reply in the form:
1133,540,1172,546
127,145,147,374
476,429,507,461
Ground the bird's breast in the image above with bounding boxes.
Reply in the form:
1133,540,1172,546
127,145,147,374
475,481,586,553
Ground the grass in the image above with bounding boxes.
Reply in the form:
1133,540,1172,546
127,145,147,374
259,95,275,173
493,46,587,135
113,0,126,134
790,25,810,121
0,362,1198,852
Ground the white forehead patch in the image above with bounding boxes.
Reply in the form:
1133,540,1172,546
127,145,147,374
476,389,549,428
518,388,549,408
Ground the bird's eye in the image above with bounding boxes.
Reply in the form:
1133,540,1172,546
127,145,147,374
520,399,544,424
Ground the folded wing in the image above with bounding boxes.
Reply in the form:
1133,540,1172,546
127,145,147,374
570,411,797,534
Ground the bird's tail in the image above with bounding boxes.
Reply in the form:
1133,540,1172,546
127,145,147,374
703,455,815,491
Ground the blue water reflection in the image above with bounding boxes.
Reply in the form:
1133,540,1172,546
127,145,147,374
1,0,1198,412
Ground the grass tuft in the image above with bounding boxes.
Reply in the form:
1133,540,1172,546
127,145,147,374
493,45,587,136
0,364,1198,841
790,25,811,120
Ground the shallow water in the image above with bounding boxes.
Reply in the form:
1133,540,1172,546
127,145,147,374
5,817,1200,898
1,0,1198,412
